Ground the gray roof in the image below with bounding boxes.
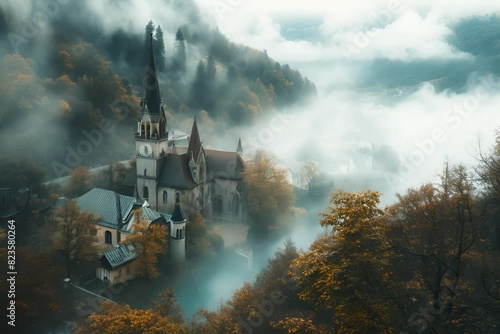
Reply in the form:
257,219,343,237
142,206,171,221
101,244,137,270
157,153,197,189
75,188,170,231
205,149,245,181
75,188,135,230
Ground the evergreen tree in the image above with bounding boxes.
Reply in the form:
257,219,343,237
171,27,186,79
144,20,155,63
191,60,207,110
154,25,166,72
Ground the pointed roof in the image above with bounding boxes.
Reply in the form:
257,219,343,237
187,116,202,160
170,194,185,222
143,32,162,115
237,138,243,155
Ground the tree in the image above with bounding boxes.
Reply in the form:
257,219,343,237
124,210,167,279
67,166,92,197
290,190,399,333
144,20,155,63
191,60,207,110
171,27,187,78
13,247,65,333
152,288,184,324
242,150,295,238
76,301,187,334
52,199,99,277
388,163,487,332
154,25,166,72
185,213,223,261
0,158,46,208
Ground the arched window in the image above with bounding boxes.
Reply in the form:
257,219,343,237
163,191,168,204
144,168,147,176
175,192,180,203
143,186,149,199
105,231,112,244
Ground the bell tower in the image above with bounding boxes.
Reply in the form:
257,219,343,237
135,33,168,210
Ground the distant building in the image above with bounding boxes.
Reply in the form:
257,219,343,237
123,33,246,224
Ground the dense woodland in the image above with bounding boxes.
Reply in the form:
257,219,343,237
0,17,316,181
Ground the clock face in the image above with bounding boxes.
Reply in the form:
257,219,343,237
140,144,152,157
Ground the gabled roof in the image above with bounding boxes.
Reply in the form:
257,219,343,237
187,116,202,161
157,153,197,189
101,244,137,270
142,206,171,222
75,188,135,230
75,188,171,231
143,33,162,115
205,149,245,181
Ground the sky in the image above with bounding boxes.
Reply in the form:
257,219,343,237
1,0,499,202
192,0,500,204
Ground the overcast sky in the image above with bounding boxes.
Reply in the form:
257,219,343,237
190,0,500,203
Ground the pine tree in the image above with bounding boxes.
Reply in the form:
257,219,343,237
171,28,186,78
154,25,166,72
191,60,207,110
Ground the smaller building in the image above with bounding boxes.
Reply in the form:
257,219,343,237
98,244,137,284
72,188,187,283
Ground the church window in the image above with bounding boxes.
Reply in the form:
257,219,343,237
117,231,121,243
176,229,181,239
175,192,180,203
143,186,149,200
105,231,112,244
163,191,168,204
144,168,147,176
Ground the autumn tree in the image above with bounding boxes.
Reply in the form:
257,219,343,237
76,301,187,334
242,150,295,239
52,199,99,277
388,163,490,332
13,247,65,333
290,190,399,333
186,213,224,261
67,166,92,197
124,210,167,279
152,288,184,324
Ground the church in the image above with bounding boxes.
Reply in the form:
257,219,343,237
67,34,246,284
123,33,245,224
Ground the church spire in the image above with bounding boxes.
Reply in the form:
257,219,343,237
143,32,162,115
236,137,243,156
187,116,202,161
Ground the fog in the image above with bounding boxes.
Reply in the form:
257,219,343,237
2,0,500,319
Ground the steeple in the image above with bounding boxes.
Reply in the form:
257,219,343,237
236,137,243,156
187,116,202,161
171,193,185,222
143,32,162,115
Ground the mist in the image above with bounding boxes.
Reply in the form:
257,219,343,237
2,0,500,323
